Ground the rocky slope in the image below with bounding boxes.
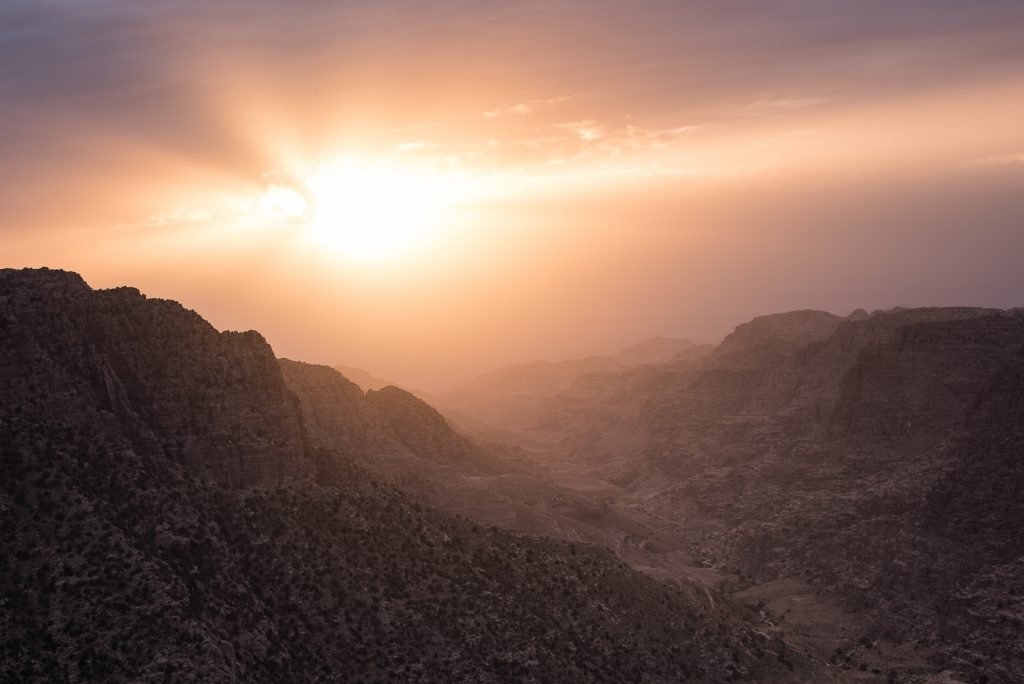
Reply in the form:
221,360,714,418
279,358,501,477
0,268,808,682
0,268,308,486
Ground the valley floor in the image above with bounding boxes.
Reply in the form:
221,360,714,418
441,435,963,684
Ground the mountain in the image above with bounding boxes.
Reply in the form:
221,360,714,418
279,359,501,476
0,268,309,486
453,305,1024,681
0,268,808,682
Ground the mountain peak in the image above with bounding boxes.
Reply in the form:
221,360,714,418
0,266,90,292
1,268,310,486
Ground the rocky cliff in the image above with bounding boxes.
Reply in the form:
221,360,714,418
279,359,499,475
0,268,309,486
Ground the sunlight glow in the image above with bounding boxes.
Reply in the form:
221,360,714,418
293,157,512,263
304,161,440,260
259,185,308,218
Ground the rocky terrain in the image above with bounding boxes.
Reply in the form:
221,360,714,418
6,266,1021,682
0,268,810,682
0,269,309,487
445,307,1024,682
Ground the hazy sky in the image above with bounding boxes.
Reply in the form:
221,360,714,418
2,1,1023,387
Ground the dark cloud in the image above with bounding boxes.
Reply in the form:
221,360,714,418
5,1,1022,111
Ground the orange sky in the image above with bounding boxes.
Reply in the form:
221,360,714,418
2,1,1024,387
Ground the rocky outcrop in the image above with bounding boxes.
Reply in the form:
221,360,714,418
279,359,499,475
277,358,373,455
644,308,1024,681
0,268,309,486
707,309,844,371
636,307,1013,439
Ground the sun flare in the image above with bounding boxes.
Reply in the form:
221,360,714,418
300,159,460,261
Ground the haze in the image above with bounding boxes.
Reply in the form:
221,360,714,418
2,1,1023,388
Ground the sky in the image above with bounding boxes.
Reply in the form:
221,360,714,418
2,1,1023,387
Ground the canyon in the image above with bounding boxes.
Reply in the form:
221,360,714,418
3,267,1022,682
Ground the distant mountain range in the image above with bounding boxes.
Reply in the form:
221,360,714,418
433,336,697,434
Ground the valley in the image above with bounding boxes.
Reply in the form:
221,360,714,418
3,268,1022,683
413,307,1024,683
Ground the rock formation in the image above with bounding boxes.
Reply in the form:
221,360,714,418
0,268,309,486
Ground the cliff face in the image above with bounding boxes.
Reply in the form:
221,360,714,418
707,309,844,371
0,268,309,486
279,359,497,475
828,312,1024,442
277,358,374,455
0,269,502,487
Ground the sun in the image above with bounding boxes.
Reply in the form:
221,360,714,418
301,159,453,261
252,154,512,263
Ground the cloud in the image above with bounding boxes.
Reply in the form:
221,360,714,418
3,0,1024,238
556,119,604,141
86,206,215,232
482,95,574,119
965,152,1024,166
748,97,829,113
148,208,214,226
